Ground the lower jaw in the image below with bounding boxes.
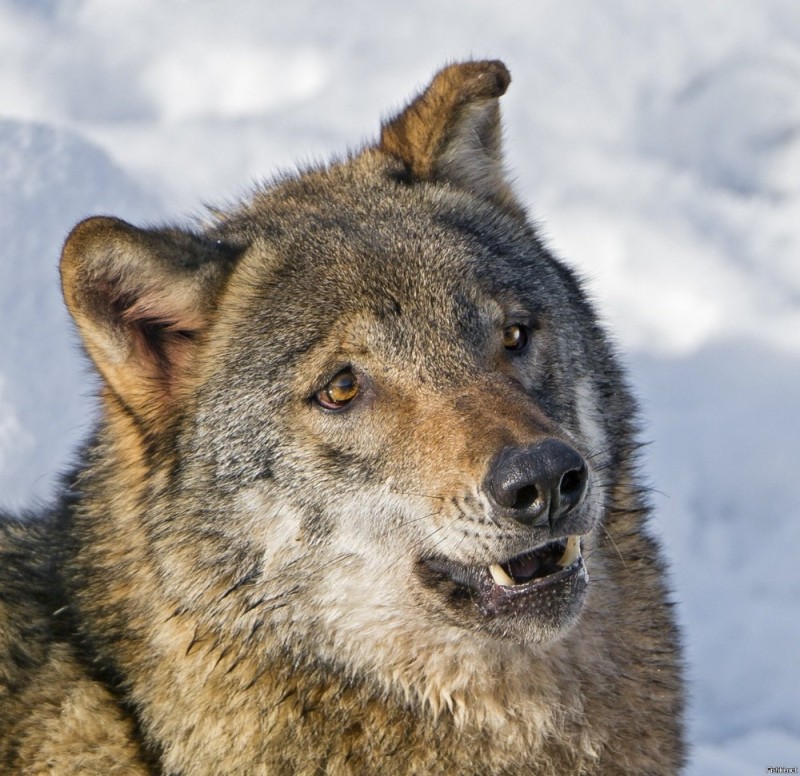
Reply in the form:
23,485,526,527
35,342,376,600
477,558,589,644
420,545,590,645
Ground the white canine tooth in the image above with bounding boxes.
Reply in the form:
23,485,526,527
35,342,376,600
489,563,515,587
559,536,581,567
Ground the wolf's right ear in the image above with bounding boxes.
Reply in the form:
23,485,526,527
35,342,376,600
379,60,522,214
61,216,238,428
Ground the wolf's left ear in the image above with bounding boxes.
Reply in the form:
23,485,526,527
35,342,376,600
61,217,238,428
379,60,521,213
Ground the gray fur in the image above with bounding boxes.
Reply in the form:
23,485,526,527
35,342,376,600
0,61,684,774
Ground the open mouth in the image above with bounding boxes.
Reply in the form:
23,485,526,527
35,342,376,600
487,536,582,588
419,535,588,640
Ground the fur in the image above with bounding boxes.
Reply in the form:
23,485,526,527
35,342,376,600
0,60,684,774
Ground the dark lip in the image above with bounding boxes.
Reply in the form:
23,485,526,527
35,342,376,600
481,555,586,606
420,537,587,613
423,537,579,588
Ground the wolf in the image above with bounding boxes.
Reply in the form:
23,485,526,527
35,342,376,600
0,60,684,774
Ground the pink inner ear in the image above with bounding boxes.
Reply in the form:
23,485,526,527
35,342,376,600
117,286,205,385
122,291,204,333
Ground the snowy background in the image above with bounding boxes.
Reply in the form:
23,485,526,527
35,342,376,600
1,1,798,771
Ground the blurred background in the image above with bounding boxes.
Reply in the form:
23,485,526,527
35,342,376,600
1,1,798,771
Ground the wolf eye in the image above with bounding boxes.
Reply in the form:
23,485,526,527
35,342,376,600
315,369,359,410
503,324,529,352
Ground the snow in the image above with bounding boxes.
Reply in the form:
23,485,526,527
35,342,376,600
0,0,797,770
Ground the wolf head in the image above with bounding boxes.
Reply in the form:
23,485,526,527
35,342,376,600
61,61,632,704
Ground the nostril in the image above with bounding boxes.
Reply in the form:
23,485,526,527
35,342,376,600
559,467,586,499
512,484,539,511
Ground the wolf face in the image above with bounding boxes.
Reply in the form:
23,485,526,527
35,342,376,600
45,63,682,770
186,168,610,652
64,103,611,648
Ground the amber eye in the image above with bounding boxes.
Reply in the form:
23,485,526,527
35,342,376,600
502,324,529,352
315,369,359,410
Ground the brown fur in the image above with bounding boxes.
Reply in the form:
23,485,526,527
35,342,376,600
0,60,684,774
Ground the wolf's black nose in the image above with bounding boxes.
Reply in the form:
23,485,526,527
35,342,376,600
485,440,588,528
